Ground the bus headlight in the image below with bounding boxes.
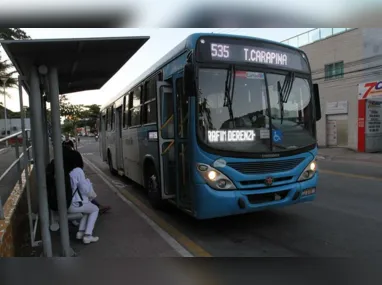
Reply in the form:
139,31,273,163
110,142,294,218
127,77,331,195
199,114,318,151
197,163,236,190
298,158,317,182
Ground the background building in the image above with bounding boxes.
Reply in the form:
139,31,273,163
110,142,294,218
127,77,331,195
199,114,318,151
282,28,382,152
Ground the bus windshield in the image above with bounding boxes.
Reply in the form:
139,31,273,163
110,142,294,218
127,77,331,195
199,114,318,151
197,68,316,153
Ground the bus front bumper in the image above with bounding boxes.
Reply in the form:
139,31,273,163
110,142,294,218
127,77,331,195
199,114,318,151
193,173,318,219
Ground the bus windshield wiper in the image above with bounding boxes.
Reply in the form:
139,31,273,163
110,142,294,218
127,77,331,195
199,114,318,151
277,72,295,124
224,65,235,124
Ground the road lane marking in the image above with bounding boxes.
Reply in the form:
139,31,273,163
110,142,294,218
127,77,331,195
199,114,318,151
83,156,212,257
320,169,382,181
0,147,11,154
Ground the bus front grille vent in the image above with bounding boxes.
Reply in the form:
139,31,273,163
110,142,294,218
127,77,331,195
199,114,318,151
227,158,305,174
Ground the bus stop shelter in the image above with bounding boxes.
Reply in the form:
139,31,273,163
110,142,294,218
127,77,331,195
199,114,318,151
0,36,149,257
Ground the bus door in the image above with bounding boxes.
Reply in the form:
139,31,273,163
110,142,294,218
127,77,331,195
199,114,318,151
172,72,191,209
115,106,124,172
157,81,177,200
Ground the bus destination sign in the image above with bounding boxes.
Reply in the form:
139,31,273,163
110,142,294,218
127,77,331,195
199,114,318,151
196,38,309,72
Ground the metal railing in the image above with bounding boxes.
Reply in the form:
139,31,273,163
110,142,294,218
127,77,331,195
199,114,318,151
0,130,33,220
281,28,356,48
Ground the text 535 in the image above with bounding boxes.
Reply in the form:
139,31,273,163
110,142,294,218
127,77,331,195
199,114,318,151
211,44,230,58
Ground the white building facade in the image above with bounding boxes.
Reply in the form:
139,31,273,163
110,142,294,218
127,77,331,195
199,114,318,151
282,28,382,152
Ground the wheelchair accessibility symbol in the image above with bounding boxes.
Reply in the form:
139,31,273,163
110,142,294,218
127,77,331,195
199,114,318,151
272,130,283,143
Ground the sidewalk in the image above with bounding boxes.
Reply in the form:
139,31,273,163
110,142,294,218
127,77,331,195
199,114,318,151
318,147,382,163
50,163,183,257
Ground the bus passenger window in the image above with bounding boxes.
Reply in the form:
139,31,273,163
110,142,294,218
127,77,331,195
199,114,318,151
106,108,111,131
111,106,114,130
144,78,157,124
131,88,142,126
146,101,157,123
131,107,141,126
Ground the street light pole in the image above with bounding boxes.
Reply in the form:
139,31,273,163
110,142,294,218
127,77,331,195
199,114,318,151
1,78,9,146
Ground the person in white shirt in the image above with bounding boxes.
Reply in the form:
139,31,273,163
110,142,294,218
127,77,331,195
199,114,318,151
65,151,100,244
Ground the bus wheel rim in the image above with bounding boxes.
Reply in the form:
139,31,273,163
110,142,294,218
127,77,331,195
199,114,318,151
148,174,158,194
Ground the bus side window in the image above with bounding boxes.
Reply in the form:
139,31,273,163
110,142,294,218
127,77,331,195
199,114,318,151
124,93,130,128
111,106,114,130
143,78,157,124
131,87,142,126
106,108,110,131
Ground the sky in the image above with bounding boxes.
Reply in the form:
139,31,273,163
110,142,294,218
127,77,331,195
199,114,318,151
0,28,312,111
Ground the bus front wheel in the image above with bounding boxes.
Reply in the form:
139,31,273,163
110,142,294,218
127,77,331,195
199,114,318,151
146,168,167,210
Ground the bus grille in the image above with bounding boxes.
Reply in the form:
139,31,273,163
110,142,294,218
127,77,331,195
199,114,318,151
227,158,305,174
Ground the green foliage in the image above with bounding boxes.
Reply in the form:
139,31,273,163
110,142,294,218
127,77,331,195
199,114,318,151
0,28,31,40
62,121,75,136
0,28,31,97
59,95,100,134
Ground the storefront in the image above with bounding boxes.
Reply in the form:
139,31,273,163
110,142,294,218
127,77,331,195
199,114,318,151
358,80,382,152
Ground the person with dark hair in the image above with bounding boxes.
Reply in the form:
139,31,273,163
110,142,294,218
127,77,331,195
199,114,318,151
68,149,111,215
64,147,100,244
62,134,75,150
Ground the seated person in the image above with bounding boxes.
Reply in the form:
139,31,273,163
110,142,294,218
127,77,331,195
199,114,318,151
64,149,100,244
67,148,111,214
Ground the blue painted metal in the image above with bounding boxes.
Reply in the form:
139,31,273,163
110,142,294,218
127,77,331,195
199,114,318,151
101,32,318,220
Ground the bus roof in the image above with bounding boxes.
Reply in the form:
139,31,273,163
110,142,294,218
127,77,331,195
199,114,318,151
101,32,303,109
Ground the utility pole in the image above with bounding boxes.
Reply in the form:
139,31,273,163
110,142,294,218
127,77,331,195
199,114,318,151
1,78,9,146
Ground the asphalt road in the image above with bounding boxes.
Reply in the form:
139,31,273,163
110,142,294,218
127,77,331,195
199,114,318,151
79,137,382,257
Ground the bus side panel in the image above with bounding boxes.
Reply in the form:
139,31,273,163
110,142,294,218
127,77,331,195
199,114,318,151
138,124,160,187
122,127,141,184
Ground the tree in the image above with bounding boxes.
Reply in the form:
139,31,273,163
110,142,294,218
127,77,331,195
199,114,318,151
0,55,17,97
0,28,31,40
81,104,100,131
0,28,31,97
58,95,101,135
62,121,75,136
59,95,85,136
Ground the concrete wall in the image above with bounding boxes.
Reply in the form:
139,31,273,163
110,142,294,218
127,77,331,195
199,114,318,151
0,166,36,257
299,28,364,150
299,28,382,150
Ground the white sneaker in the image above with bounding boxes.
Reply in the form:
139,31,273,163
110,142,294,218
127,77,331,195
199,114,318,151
83,235,99,244
76,231,85,240
72,220,80,226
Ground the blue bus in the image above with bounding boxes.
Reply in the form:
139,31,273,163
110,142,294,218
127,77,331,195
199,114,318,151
99,33,321,219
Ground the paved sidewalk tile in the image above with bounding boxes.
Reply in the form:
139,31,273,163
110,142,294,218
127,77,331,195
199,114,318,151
51,165,181,257
318,147,382,163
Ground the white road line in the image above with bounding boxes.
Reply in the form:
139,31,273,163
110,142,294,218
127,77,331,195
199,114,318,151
83,157,193,257
0,147,11,154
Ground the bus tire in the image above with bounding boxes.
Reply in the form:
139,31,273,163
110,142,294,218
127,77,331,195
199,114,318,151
107,151,117,175
146,167,167,210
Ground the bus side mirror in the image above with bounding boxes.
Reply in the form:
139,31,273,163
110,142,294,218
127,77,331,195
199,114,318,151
313,83,321,121
184,63,195,97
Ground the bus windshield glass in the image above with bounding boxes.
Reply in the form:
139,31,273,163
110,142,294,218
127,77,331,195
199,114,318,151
197,68,316,153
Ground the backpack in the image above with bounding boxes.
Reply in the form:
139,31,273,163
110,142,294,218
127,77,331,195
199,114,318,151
46,160,82,211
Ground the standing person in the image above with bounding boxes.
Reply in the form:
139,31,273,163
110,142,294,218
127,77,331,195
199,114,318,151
62,134,75,150
64,148,100,244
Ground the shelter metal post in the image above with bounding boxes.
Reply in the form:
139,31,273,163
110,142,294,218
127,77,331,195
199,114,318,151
49,67,72,257
19,76,40,247
28,67,53,257
41,97,50,165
